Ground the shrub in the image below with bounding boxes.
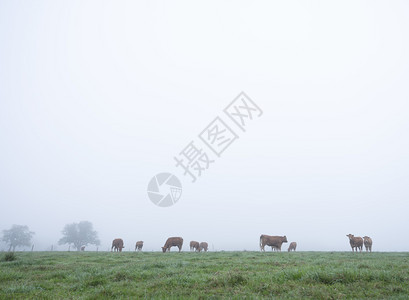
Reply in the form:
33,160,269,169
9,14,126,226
2,252,17,262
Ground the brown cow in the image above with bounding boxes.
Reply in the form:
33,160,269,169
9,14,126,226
199,242,208,252
260,235,288,252
346,234,363,252
162,237,183,253
288,242,297,252
363,236,372,252
135,241,144,251
190,241,200,252
111,238,125,252
80,245,85,251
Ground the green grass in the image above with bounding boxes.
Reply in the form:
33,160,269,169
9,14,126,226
0,251,408,299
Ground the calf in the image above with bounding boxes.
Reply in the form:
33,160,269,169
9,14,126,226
288,242,297,252
199,242,208,252
363,236,372,252
190,241,200,252
135,241,144,251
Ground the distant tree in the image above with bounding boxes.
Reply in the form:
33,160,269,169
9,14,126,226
2,225,35,252
58,221,100,251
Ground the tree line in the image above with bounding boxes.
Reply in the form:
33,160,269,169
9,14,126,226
1,221,99,252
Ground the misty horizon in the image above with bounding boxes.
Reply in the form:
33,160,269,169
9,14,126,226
1,1,409,253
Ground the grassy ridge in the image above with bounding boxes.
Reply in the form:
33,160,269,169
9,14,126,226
0,251,408,299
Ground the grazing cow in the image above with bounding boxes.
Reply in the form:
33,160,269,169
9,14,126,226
135,241,144,251
346,234,363,252
80,246,85,251
111,238,125,252
260,235,288,252
199,242,208,252
288,242,297,252
190,241,200,252
162,237,183,253
363,236,372,252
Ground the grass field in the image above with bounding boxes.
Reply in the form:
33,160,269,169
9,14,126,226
1,251,408,299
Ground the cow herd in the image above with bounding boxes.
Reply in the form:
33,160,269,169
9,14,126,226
259,235,297,252
110,239,145,252
109,237,208,253
108,234,373,253
190,241,209,252
260,235,289,251
347,234,373,252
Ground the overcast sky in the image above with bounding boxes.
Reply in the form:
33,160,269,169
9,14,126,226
1,1,408,252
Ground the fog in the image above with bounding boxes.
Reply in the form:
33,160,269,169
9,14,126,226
1,1,408,252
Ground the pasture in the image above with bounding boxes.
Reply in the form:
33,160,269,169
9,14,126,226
1,251,408,299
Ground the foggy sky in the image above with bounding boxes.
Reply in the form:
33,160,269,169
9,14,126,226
1,1,408,252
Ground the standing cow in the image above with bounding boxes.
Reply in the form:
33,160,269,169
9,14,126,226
80,246,85,251
260,235,288,252
135,241,144,251
346,234,363,252
363,236,373,252
190,241,200,252
162,237,183,253
199,242,208,252
288,242,297,252
111,238,125,252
